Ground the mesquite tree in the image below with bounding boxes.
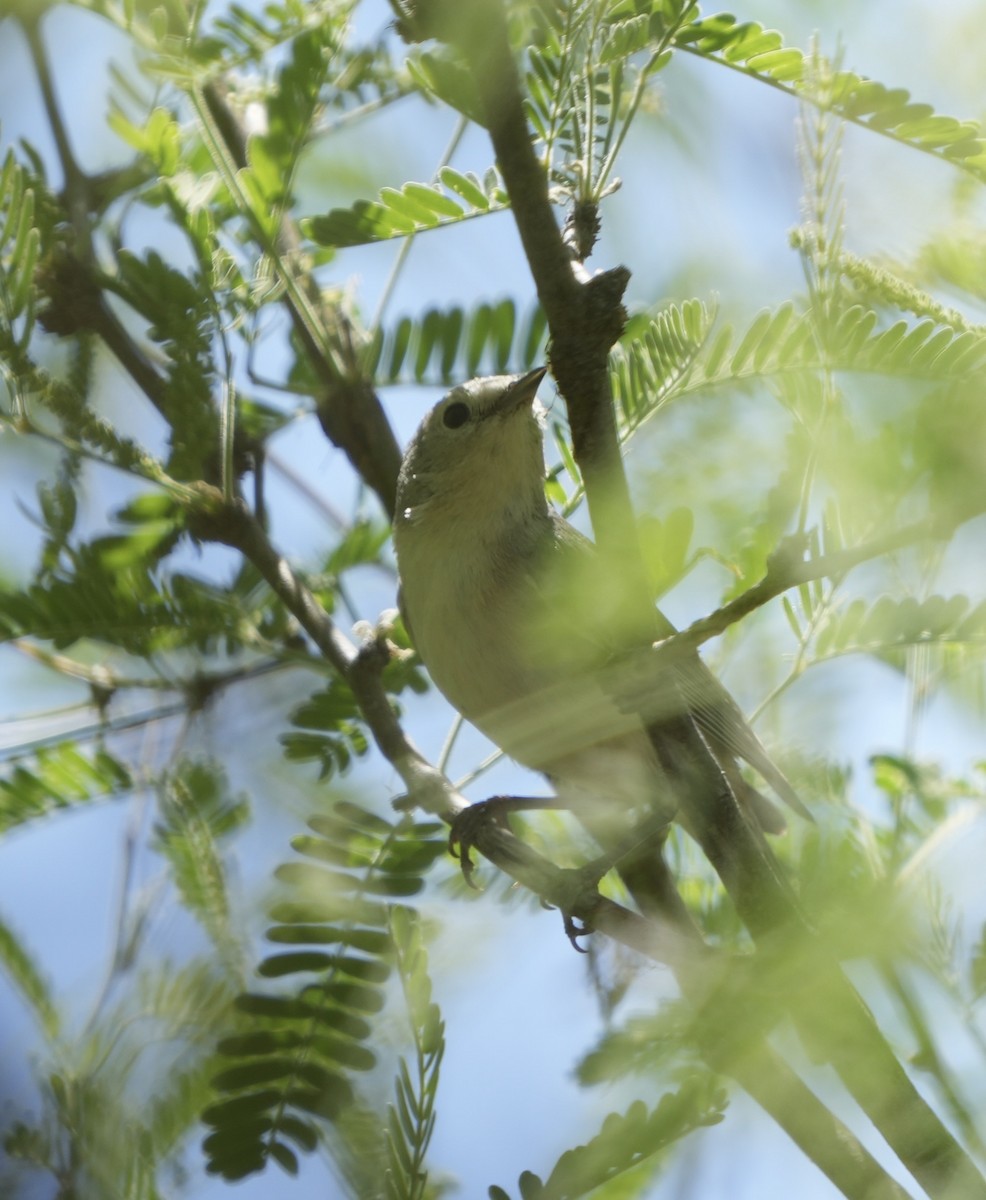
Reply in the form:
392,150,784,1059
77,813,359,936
1,1,986,1198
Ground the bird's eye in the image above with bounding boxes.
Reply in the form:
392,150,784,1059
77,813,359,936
442,401,470,429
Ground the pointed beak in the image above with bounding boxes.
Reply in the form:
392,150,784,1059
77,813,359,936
496,366,548,416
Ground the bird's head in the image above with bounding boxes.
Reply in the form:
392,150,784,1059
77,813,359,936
395,367,549,535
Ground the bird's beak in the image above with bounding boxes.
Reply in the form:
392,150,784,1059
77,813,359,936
496,366,547,415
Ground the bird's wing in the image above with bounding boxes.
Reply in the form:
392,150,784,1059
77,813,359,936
549,514,812,822
672,657,813,822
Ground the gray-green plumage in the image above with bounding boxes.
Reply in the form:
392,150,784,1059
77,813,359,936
393,368,809,842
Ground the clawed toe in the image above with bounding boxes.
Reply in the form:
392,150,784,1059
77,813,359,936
448,798,513,887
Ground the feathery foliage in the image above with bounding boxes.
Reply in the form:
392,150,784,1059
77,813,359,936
3,0,986,1197
306,168,512,247
489,1080,726,1200
368,297,548,384
203,801,444,1180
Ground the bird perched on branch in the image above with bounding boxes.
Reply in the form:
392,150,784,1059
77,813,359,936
392,371,986,1200
393,367,809,877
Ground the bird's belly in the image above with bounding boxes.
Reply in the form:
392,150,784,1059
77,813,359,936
409,591,539,721
403,567,672,823
418,605,657,790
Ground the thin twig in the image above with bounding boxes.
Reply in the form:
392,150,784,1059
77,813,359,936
665,506,983,665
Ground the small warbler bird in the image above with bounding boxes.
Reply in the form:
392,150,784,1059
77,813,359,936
393,367,808,864
392,371,986,1198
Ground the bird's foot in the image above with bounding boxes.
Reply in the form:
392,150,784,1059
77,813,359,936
548,811,675,950
448,794,562,889
447,797,509,888
551,863,608,952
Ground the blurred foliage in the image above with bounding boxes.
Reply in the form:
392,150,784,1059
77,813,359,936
1,0,986,1198
203,803,445,1180
488,1080,727,1200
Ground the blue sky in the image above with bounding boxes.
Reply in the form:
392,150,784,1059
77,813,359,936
2,2,986,1197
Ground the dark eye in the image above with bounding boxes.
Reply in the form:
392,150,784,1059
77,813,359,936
442,401,470,429
443,400,470,429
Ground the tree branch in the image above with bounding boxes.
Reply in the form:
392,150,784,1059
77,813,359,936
654,504,986,669
195,489,919,1200
393,4,986,1195
198,82,403,518
411,0,645,613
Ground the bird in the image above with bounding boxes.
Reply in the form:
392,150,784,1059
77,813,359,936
392,372,986,1200
392,366,810,882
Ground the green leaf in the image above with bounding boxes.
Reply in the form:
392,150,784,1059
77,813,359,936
268,893,388,926
676,14,986,181
233,994,322,1020
0,919,59,1038
439,165,490,210
612,298,715,428
407,48,485,125
207,799,444,1183
970,925,986,1000
277,1116,319,1153
536,1080,726,1199
213,1057,301,1092
265,925,391,953
258,952,390,982
518,1172,545,1200
374,300,544,385
0,743,133,835
286,1076,354,1118
153,759,247,958
257,951,336,977
304,174,509,249
202,1088,283,1126
325,520,391,572
402,181,464,218
108,105,181,174
217,1031,304,1057
269,1141,299,1175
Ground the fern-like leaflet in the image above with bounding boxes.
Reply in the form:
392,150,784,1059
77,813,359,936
202,801,445,1180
